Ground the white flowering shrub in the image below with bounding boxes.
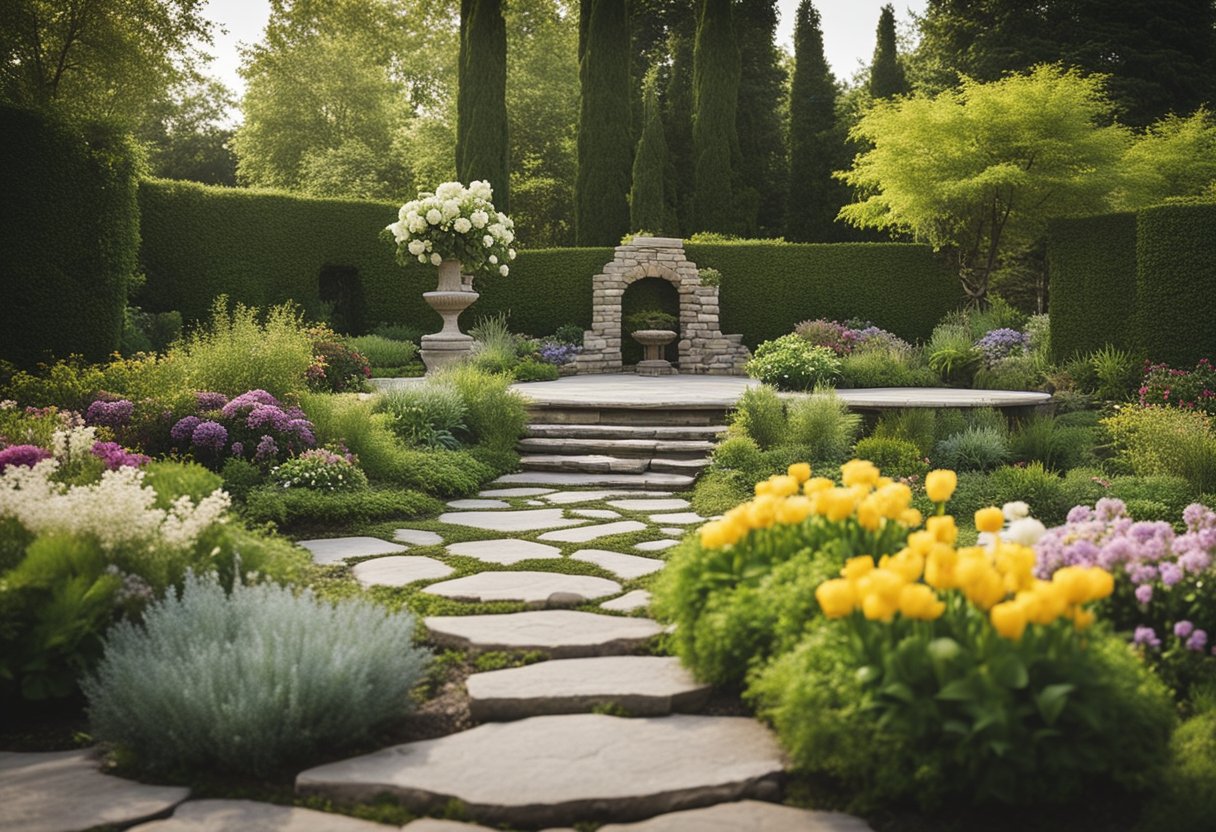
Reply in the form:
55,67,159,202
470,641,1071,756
84,573,429,775
386,180,517,278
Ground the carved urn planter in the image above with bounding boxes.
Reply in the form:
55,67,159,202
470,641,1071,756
420,259,478,373
632,329,678,376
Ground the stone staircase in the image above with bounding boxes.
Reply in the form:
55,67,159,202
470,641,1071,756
497,404,729,491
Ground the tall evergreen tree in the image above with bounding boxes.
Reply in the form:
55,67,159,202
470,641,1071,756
691,0,742,234
662,1,697,234
735,0,788,237
786,0,840,241
869,3,908,99
457,0,510,208
575,0,632,245
630,66,671,232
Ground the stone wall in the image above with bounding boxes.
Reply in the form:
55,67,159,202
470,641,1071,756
575,237,751,375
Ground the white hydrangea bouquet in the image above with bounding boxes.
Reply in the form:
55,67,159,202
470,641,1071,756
386,180,516,279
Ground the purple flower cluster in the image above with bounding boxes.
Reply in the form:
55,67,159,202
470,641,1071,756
191,420,228,454
170,389,316,468
538,341,582,366
195,391,229,412
85,399,134,429
91,441,150,470
793,319,909,356
221,389,281,417
0,444,52,471
974,328,1030,366
851,326,913,354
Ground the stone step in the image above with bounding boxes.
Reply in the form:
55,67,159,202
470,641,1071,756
422,571,622,608
491,471,696,490
294,714,785,828
526,406,729,427
517,437,716,458
424,609,664,657
519,454,650,474
648,457,710,476
465,656,712,721
598,801,876,831
526,424,728,441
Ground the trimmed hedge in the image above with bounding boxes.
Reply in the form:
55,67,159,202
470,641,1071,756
1047,212,1138,362
137,180,960,345
1137,201,1216,366
1,106,141,366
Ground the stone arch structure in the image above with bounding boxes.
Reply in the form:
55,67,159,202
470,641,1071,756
575,237,751,375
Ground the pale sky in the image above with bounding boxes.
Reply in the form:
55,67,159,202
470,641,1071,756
201,0,926,123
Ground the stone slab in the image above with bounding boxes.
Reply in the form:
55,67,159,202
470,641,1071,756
478,487,555,497
446,539,562,565
446,499,510,510
0,749,189,832
128,800,391,831
659,528,686,537
403,821,498,831
526,424,726,441
635,540,679,552
466,656,711,720
607,499,691,512
492,472,695,489
295,714,785,828
571,509,621,519
543,490,674,505
351,556,453,588
393,529,444,546
520,454,650,474
601,590,653,612
423,572,622,607
647,512,705,526
437,509,587,533
539,521,648,543
424,610,663,657
297,536,406,565
598,801,874,831
572,549,665,580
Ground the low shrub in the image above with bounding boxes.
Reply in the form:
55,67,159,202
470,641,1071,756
746,336,842,391
468,312,521,374
1140,358,1216,416
244,486,440,530
512,359,560,382
347,335,419,370
1104,406,1216,494
853,436,928,481
785,391,861,463
83,572,429,776
839,348,937,388
1138,702,1216,832
731,386,787,450
269,448,369,492
306,325,371,393
370,322,424,343
219,457,265,502
1087,345,1141,402
690,470,752,516
986,463,1069,525
935,426,1010,472
794,318,853,354
872,408,938,457
623,309,678,333
926,323,981,386
378,384,467,450
1009,414,1098,472
2,358,108,412
973,354,1046,391
438,364,528,467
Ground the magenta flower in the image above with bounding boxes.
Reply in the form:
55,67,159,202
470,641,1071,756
1134,584,1153,605
191,420,228,453
85,399,134,429
1175,620,1195,639
1187,630,1209,652
1133,626,1161,649
0,444,52,471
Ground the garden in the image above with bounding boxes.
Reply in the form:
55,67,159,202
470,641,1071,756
4,1,1216,831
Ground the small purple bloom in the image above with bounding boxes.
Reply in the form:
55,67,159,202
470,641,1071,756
230,441,244,458
1134,584,1153,605
191,420,228,453
1174,620,1195,639
85,399,134,429
90,441,150,470
1067,505,1093,523
1187,630,1208,652
1159,562,1184,586
0,444,52,471
246,404,289,431
221,389,281,418
195,391,229,412
254,434,278,463
287,419,317,447
171,415,202,443
1133,626,1161,649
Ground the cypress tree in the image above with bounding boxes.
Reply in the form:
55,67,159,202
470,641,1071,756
630,66,671,233
869,3,908,99
456,0,510,209
735,0,788,237
691,0,742,235
575,0,632,245
786,0,839,242
663,2,697,235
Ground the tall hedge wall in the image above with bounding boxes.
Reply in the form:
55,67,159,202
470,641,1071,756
1,106,140,366
138,180,959,345
1136,201,1216,366
1047,212,1138,361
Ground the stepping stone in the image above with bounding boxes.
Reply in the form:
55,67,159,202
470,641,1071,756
598,801,875,831
635,540,679,552
543,490,645,504
571,508,621,519
607,498,691,512
128,799,390,831
424,572,622,607
538,521,647,543
521,454,649,474
0,749,189,832
572,549,665,580
601,590,652,613
466,656,711,720
404,821,498,831
424,610,663,657
492,471,695,489
526,500,545,505
446,539,561,565
648,512,705,526
297,536,405,565
394,529,444,546
659,528,686,537
351,556,453,588
438,509,587,533
296,714,785,828
446,498,510,510
479,487,555,497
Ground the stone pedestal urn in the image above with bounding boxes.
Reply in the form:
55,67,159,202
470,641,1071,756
420,259,479,373
632,329,678,376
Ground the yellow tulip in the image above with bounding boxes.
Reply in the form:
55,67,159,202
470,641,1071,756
1085,568,1114,601
957,558,1006,610
926,515,958,545
824,488,857,522
858,568,907,605
777,495,814,525
856,496,883,531
975,506,1005,534
841,459,881,488
875,482,913,517
1051,566,1092,606
1072,606,1096,630
754,480,774,497
899,583,945,620
841,554,876,582
788,462,812,483
907,530,936,555
803,476,834,495
747,496,780,529
699,520,729,548
1020,581,1067,625
880,549,924,583
925,469,958,503
876,476,894,488
769,475,799,497
991,600,1028,641
900,508,924,528
862,592,898,622
924,544,959,590
815,578,858,618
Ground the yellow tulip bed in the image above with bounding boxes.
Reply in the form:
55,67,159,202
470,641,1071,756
655,460,1176,813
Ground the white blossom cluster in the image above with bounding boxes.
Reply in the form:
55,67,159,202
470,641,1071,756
0,460,231,554
51,425,97,465
386,180,516,278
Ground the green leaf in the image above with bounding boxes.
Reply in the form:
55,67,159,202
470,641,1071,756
881,682,915,703
927,637,962,663
936,678,975,702
856,665,881,686
1035,683,1075,726
990,654,1029,689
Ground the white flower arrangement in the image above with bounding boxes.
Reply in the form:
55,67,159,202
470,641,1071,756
386,180,516,279
977,500,1048,549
